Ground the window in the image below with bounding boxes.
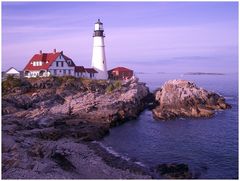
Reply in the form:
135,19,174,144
63,70,66,75
68,70,71,75
54,70,57,75
61,62,64,67
32,61,42,66
56,61,59,67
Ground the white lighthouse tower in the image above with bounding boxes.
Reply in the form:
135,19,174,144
91,19,108,80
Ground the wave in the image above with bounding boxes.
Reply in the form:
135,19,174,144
92,141,146,167
224,96,235,100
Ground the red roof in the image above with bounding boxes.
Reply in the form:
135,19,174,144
75,66,85,72
109,67,133,72
24,51,75,71
85,68,98,73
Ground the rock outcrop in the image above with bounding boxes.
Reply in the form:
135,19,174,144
2,76,150,179
2,77,232,178
153,80,231,120
2,76,149,125
155,163,192,179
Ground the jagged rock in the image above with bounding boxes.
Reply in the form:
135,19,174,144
2,100,21,115
153,80,231,120
32,160,56,173
28,143,45,158
2,135,21,172
155,163,192,179
51,153,76,171
3,94,33,109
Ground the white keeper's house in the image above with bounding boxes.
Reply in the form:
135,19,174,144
23,49,98,79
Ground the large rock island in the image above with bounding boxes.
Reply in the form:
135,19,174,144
153,80,231,120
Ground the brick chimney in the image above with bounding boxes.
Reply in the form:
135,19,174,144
40,50,42,54
53,49,56,53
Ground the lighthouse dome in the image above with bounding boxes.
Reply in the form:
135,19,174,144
95,19,103,24
94,19,104,31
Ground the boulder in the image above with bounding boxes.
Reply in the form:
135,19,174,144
153,80,231,120
155,163,192,179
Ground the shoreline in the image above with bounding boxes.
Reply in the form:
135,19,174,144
86,141,155,178
2,136,153,179
2,76,231,179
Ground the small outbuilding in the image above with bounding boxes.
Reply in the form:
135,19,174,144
85,68,98,79
75,66,86,78
3,67,21,79
108,67,134,80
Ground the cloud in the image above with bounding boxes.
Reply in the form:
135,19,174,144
3,26,81,34
2,18,238,73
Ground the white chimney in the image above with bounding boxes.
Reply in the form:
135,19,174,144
39,50,42,54
53,49,56,53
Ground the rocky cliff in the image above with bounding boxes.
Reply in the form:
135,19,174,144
2,76,151,179
2,77,232,179
153,79,231,120
3,76,150,125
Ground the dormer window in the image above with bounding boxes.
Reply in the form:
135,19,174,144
32,61,42,66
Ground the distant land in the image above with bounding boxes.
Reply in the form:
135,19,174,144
156,72,166,74
135,72,166,74
184,72,225,75
135,72,226,75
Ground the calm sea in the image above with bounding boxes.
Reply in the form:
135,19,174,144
100,73,238,179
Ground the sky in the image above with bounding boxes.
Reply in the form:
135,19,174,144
2,2,238,73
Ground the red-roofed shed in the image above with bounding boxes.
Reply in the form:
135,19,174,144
108,67,133,80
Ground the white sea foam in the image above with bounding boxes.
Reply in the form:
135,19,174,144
224,96,234,100
92,141,120,157
134,161,146,167
92,141,145,167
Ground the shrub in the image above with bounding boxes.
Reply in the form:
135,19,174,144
105,80,122,93
113,80,122,89
2,75,22,93
80,78,92,86
106,84,114,93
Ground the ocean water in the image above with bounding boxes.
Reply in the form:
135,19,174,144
100,73,238,179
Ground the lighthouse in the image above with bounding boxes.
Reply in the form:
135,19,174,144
91,19,108,80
